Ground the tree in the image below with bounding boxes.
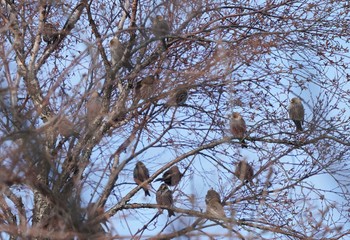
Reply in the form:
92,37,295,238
1,0,350,239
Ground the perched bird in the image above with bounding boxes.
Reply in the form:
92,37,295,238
151,15,170,48
164,88,189,115
48,115,79,138
288,97,305,132
141,75,156,85
86,91,102,124
167,88,188,106
42,23,59,44
134,75,157,104
109,36,133,70
56,116,79,138
234,160,254,183
229,112,248,148
173,89,188,106
133,161,151,196
156,183,175,217
155,165,183,186
205,189,226,218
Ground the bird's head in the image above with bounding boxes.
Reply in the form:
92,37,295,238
170,165,179,172
237,160,248,168
142,75,156,85
110,37,121,47
136,161,145,168
231,112,242,120
159,183,169,191
91,91,99,98
155,15,164,22
290,97,301,104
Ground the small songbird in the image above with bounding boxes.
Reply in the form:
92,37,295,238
205,189,226,218
156,183,175,217
42,22,59,44
109,36,133,70
229,112,248,148
151,15,170,48
155,165,183,186
134,75,157,104
234,160,254,183
86,91,102,124
54,116,79,138
164,88,189,114
166,88,188,106
173,89,189,106
56,116,79,138
288,97,305,132
133,161,151,196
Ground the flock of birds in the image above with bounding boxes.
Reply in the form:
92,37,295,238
133,97,305,218
42,15,306,219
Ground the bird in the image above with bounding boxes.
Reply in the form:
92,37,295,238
133,161,151,196
166,88,188,106
205,189,226,218
48,115,79,138
229,112,248,148
151,15,170,48
164,88,189,115
55,116,79,138
109,36,133,70
86,91,102,124
234,160,254,183
155,165,183,186
156,183,175,217
42,23,59,44
134,75,157,104
288,97,305,132
174,89,188,105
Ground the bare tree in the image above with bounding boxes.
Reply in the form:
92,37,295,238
1,0,350,239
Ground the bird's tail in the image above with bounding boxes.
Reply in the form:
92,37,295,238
241,139,248,148
161,38,167,49
168,209,175,217
293,120,303,131
154,178,163,182
144,189,151,196
124,60,133,71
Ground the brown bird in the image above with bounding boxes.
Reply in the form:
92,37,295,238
164,88,189,114
42,23,59,44
55,116,79,138
155,165,183,186
156,183,175,217
229,112,248,148
288,97,305,132
234,160,254,183
151,15,170,48
133,161,151,196
86,91,102,124
48,115,79,138
134,75,157,104
109,36,133,70
172,89,188,106
205,189,226,218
